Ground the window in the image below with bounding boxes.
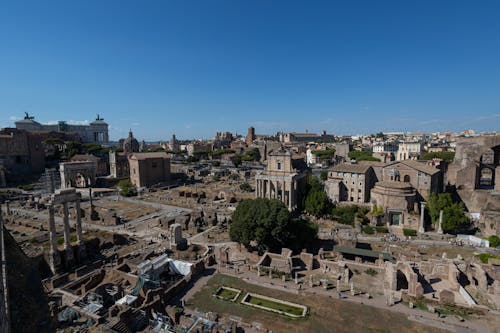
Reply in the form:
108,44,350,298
277,160,282,170
359,182,362,186
480,168,493,187
358,189,361,193
404,175,410,182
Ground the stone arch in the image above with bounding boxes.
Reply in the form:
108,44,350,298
393,262,423,297
396,270,409,290
75,172,89,188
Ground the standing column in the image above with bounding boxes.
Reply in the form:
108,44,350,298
75,199,83,245
48,204,61,273
62,202,74,266
437,209,444,234
419,202,426,233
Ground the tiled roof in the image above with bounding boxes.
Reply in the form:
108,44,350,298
385,160,440,175
330,163,372,174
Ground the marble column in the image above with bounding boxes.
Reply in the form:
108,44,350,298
75,199,87,262
75,200,83,245
437,209,443,234
48,204,61,273
418,202,426,233
63,202,74,266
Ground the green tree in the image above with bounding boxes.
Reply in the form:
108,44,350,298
487,235,500,248
305,190,331,218
419,151,455,163
331,205,364,226
239,183,253,192
348,150,381,162
230,198,317,252
372,205,385,216
118,179,136,197
307,176,322,192
230,155,242,167
427,192,469,233
320,170,328,181
63,141,82,159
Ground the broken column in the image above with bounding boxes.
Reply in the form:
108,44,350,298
62,202,74,267
419,202,426,233
48,204,61,273
437,209,443,234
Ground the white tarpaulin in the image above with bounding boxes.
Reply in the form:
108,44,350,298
137,254,192,276
168,259,192,276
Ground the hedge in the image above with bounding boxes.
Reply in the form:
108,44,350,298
403,228,417,237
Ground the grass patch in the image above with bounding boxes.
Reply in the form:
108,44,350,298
218,288,238,300
214,286,241,301
246,294,304,316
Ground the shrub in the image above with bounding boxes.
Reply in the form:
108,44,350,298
118,179,136,197
57,237,64,245
362,226,374,234
372,205,385,216
212,175,221,181
375,226,389,233
478,253,500,264
239,183,253,192
17,184,34,191
331,205,364,226
487,235,500,248
365,268,378,276
403,228,417,237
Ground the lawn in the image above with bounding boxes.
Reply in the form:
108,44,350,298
214,287,240,301
245,294,304,316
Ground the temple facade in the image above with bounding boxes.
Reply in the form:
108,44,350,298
255,149,309,211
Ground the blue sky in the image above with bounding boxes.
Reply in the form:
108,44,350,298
1,1,499,140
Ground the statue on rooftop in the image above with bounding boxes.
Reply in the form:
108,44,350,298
24,112,34,120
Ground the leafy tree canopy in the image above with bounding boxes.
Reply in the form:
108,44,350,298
230,154,242,167
118,179,136,197
331,205,368,225
348,150,381,162
420,151,455,163
230,198,317,252
427,192,469,233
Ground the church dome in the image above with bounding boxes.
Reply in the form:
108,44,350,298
123,130,139,153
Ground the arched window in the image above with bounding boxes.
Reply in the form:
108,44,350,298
404,175,410,182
